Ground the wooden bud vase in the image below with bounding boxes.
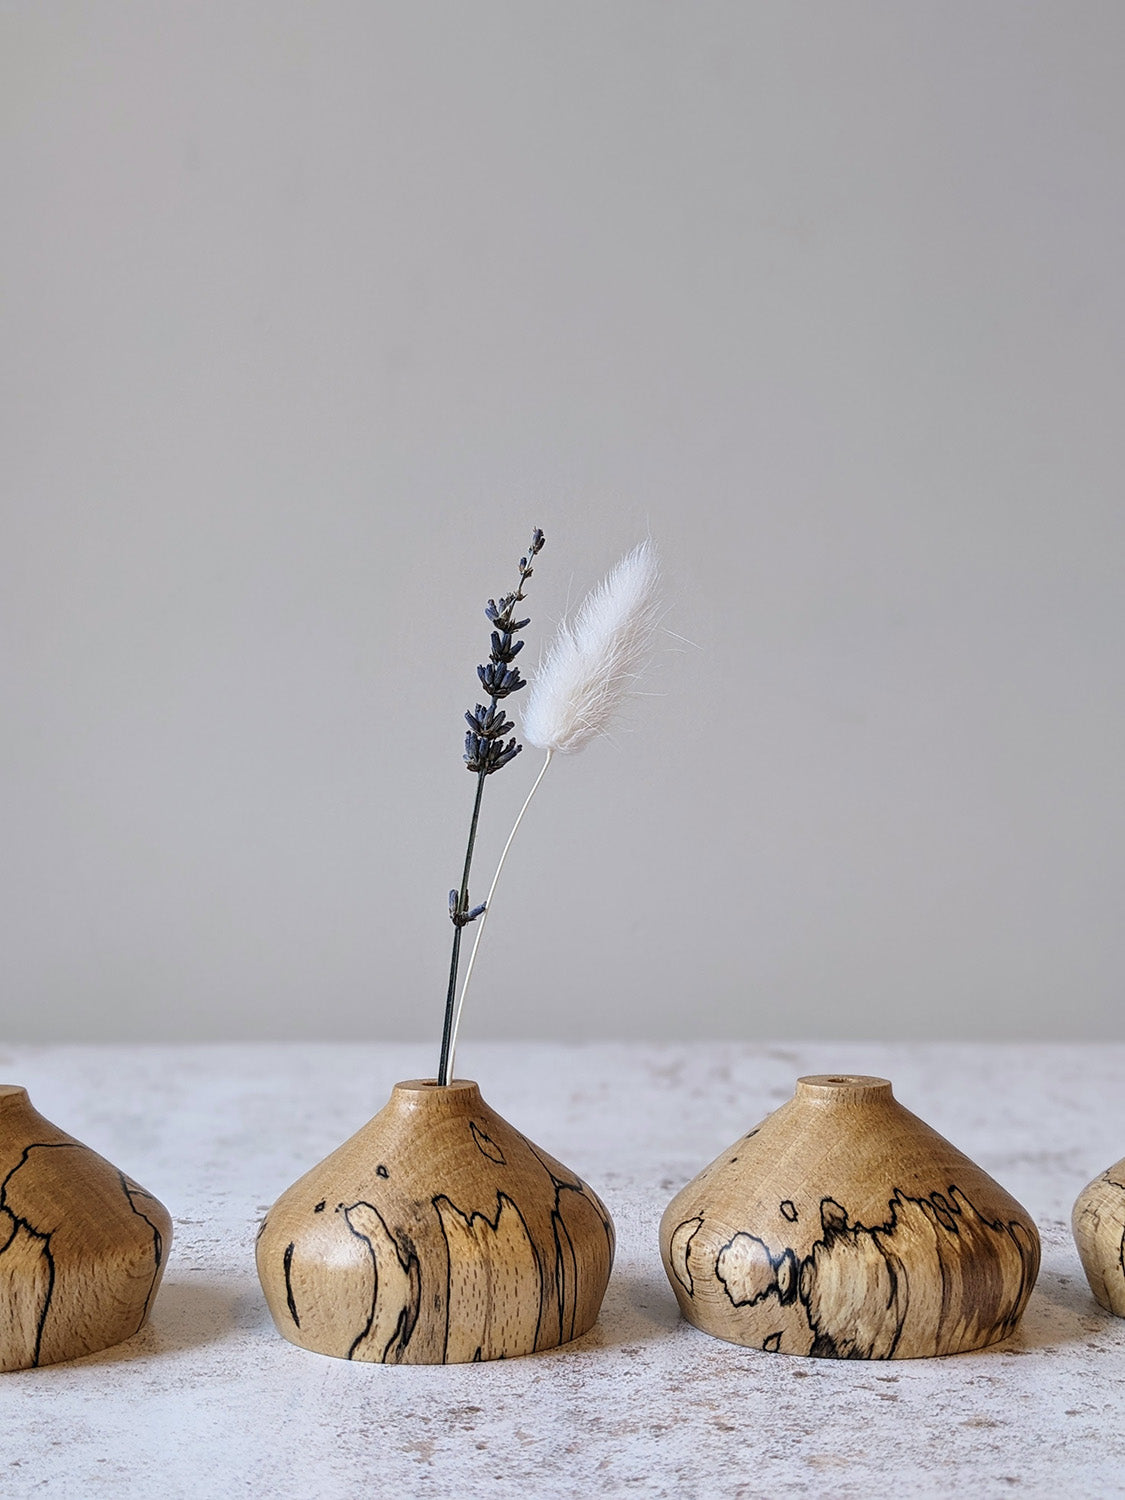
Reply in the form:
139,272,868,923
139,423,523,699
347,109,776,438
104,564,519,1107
256,1079,615,1364
659,1074,1040,1359
1073,1157,1125,1316
0,1084,172,1372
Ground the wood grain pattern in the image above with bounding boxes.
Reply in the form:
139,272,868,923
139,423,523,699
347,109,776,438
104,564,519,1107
256,1079,614,1363
659,1075,1040,1359
0,1084,172,1372
1073,1156,1125,1316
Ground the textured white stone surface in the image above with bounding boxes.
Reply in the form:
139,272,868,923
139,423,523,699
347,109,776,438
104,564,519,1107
1,1041,1124,1499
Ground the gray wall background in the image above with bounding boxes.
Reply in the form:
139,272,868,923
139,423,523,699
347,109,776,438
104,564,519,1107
3,2,1123,1049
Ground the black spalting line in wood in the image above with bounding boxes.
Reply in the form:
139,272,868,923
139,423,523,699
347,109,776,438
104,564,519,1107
524,1141,615,1350
118,1173,166,1328
381,1303,413,1362
469,1122,506,1165
929,1197,954,1357
550,1209,576,1347
714,1231,799,1310
1099,1173,1125,1287
340,1200,421,1362
524,1141,614,1254
2,1145,166,1366
432,1189,545,1357
810,1188,1037,1359
435,1188,546,1356
283,1242,300,1327
670,1216,704,1298
681,1183,1040,1359
780,1200,798,1223
0,1142,83,1367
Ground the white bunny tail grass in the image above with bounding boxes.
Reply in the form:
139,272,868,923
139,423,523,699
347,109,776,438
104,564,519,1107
522,540,662,754
445,540,663,1082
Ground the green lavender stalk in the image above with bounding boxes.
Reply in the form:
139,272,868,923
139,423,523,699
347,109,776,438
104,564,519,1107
437,528,545,1085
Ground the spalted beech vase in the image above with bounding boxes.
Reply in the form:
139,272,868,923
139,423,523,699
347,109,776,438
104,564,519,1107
0,1085,172,1372
660,1075,1040,1360
1073,1157,1125,1317
256,1080,615,1363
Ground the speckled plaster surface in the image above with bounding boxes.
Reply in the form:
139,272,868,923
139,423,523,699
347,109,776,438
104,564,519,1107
2,1041,1124,1499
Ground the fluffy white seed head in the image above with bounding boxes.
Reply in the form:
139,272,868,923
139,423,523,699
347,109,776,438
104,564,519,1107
521,540,661,754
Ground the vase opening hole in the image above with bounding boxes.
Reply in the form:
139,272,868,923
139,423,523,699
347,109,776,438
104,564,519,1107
797,1075,893,1101
392,1078,482,1101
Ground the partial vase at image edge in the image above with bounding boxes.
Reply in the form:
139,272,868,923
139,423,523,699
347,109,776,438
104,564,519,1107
0,1084,172,1373
1073,1155,1125,1318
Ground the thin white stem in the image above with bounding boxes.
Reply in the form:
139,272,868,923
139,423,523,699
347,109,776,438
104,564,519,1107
445,749,554,1083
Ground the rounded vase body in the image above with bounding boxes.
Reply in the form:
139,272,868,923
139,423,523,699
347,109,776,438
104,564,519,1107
0,1084,172,1372
257,1079,615,1363
659,1074,1040,1359
1073,1156,1125,1317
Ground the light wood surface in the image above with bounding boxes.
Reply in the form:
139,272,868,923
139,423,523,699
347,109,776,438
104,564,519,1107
0,1084,172,1372
1073,1156,1125,1316
659,1074,1040,1359
257,1079,614,1363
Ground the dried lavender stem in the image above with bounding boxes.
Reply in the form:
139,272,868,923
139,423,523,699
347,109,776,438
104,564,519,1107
437,769,487,1084
445,748,554,1083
